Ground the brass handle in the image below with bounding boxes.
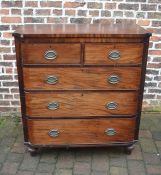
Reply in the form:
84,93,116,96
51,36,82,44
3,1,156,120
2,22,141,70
108,75,120,84
44,50,57,60
106,102,118,110
108,50,120,60
46,76,58,85
48,129,59,137
47,102,59,110
105,128,116,136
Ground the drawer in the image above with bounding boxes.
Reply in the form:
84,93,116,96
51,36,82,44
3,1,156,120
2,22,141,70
23,67,141,90
27,118,136,145
85,43,144,65
21,43,80,64
25,92,138,117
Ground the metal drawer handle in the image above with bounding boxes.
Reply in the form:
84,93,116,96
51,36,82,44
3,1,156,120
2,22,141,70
108,75,120,84
48,129,60,137
105,128,116,136
47,102,59,110
44,50,57,60
106,102,118,110
108,50,120,60
46,76,58,85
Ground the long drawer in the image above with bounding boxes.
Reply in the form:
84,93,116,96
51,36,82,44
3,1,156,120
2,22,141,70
21,43,81,64
23,67,141,90
27,118,136,145
85,43,144,65
25,92,138,117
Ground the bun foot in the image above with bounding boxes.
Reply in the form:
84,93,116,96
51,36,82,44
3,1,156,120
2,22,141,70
28,147,39,156
125,145,134,155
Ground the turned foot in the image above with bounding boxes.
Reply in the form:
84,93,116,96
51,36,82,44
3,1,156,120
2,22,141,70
125,145,134,155
27,147,39,156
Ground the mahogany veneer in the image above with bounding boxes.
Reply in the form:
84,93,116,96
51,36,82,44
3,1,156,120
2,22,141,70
13,23,151,155
23,67,141,90
25,92,138,117
28,118,136,145
85,43,144,65
22,43,80,64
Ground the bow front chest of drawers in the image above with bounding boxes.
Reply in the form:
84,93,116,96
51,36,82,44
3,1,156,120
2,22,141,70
13,23,151,155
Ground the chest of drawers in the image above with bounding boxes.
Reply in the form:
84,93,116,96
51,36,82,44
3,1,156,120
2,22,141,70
13,23,151,155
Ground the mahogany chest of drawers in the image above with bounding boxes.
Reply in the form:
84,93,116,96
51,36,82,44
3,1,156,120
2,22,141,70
13,23,151,155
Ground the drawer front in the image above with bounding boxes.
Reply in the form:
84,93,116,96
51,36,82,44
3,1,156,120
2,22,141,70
85,43,144,65
23,67,141,90
22,43,80,64
25,92,138,117
27,118,136,145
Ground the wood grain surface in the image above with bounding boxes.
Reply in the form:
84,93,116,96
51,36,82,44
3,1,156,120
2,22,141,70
25,92,138,117
13,23,150,38
27,118,136,145
21,43,80,64
21,37,145,44
23,67,141,90
85,43,144,65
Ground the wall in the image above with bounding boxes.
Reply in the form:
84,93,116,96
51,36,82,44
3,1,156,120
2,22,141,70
0,0,161,114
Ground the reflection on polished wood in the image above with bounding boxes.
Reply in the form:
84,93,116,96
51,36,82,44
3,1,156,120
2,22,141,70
13,23,150,38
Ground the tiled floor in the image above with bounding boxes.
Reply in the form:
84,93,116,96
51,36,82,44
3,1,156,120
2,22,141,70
0,113,161,175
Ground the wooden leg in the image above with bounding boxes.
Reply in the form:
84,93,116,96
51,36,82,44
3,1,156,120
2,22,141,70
125,145,134,155
27,146,38,156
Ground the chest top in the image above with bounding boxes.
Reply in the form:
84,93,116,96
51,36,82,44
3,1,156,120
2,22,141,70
13,22,151,38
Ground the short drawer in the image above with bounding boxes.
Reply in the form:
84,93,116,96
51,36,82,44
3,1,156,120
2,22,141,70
23,67,141,90
85,43,144,65
27,118,136,145
25,92,138,117
21,43,80,64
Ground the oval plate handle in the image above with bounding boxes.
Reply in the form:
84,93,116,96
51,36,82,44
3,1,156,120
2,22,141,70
108,75,120,84
47,102,59,110
108,50,120,60
44,50,57,60
105,128,116,136
48,129,60,137
46,76,58,85
106,102,118,110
